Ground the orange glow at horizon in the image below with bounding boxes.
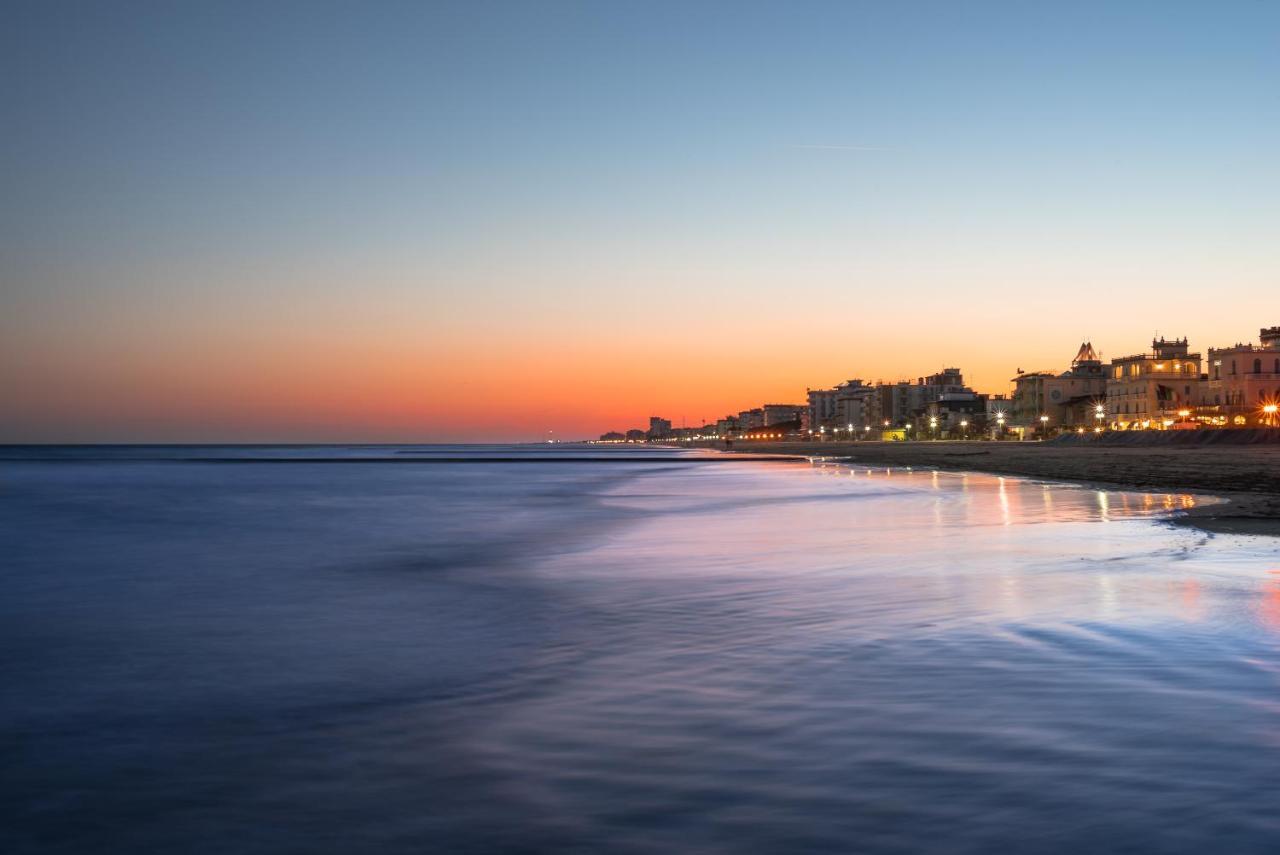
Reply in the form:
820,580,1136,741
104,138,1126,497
3,262,1277,442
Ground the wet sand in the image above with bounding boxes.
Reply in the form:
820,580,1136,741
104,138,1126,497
706,440,1280,536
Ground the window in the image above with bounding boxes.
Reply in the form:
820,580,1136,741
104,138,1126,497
1254,358,1263,374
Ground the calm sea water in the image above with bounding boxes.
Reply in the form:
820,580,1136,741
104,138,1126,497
3,445,1280,854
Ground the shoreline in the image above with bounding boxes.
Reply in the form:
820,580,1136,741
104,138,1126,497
694,440,1280,537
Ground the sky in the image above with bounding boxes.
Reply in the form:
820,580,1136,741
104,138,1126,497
2,1,1278,442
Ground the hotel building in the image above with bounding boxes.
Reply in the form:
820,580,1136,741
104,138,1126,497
1200,326,1280,425
1106,337,1203,428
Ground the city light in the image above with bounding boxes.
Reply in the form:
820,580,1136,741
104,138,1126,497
601,330,1279,445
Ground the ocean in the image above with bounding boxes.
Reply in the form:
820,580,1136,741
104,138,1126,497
3,444,1279,853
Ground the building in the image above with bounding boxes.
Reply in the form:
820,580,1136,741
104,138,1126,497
921,368,967,402
1106,337,1203,429
877,381,929,426
834,380,877,432
872,369,973,428
716,415,740,436
1011,342,1108,432
647,416,673,439
1200,326,1280,426
926,392,987,435
762,404,804,426
625,429,646,442
598,431,626,442
985,394,1013,438
806,388,838,432
738,408,764,430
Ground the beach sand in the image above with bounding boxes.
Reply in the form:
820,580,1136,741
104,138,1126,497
706,440,1280,536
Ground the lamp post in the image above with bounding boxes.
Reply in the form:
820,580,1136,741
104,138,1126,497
1039,414,1049,439
960,419,968,440
995,411,1005,440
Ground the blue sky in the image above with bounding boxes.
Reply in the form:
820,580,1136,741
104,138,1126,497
3,1,1278,440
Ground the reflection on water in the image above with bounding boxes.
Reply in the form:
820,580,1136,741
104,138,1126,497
2,448,1279,854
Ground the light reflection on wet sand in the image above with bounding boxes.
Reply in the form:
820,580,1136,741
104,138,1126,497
470,458,1280,852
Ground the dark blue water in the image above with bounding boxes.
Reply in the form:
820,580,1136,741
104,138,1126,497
3,445,1279,853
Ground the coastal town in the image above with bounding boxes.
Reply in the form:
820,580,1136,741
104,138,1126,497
598,326,1280,443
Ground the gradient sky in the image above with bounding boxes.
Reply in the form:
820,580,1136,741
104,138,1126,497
3,1,1278,442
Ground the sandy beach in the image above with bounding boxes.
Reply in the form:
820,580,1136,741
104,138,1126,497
706,440,1280,536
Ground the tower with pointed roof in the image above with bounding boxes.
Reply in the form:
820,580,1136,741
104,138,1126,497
1072,341,1099,366
1011,341,1108,431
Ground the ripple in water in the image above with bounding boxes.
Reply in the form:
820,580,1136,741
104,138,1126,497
3,447,1279,853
